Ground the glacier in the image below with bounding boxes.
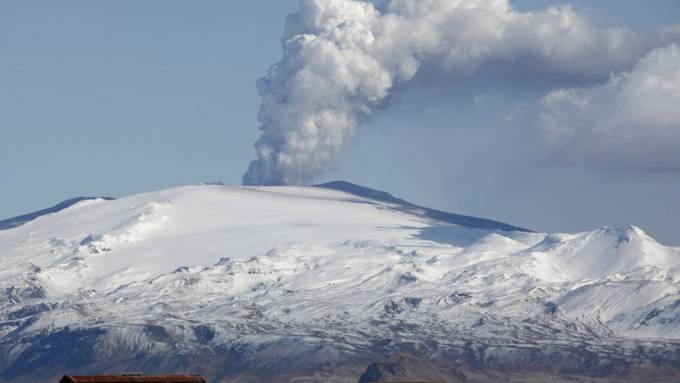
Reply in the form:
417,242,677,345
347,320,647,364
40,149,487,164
0,182,679,382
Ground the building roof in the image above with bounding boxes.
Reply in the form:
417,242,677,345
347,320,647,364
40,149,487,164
60,375,206,383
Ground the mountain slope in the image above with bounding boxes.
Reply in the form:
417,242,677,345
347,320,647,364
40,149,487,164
0,182,678,382
0,196,114,230
316,181,531,232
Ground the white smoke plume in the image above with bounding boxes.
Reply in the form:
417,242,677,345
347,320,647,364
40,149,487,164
539,43,680,171
242,0,655,185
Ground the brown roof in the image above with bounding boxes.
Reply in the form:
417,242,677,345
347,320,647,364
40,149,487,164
60,375,206,383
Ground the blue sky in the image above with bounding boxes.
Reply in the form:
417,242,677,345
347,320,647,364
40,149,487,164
1,1,679,244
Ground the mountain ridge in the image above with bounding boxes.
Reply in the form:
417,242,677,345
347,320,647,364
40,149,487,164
0,181,527,234
0,196,114,231
0,182,678,382
316,181,531,232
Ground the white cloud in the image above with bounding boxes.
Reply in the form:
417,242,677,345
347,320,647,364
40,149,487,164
539,44,680,171
242,0,670,185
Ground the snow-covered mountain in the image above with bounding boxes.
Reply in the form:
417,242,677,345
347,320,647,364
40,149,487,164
0,182,679,382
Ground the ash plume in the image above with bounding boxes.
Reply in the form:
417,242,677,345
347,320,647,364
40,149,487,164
242,0,656,186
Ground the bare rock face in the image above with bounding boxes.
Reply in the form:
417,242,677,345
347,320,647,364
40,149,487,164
358,353,467,383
